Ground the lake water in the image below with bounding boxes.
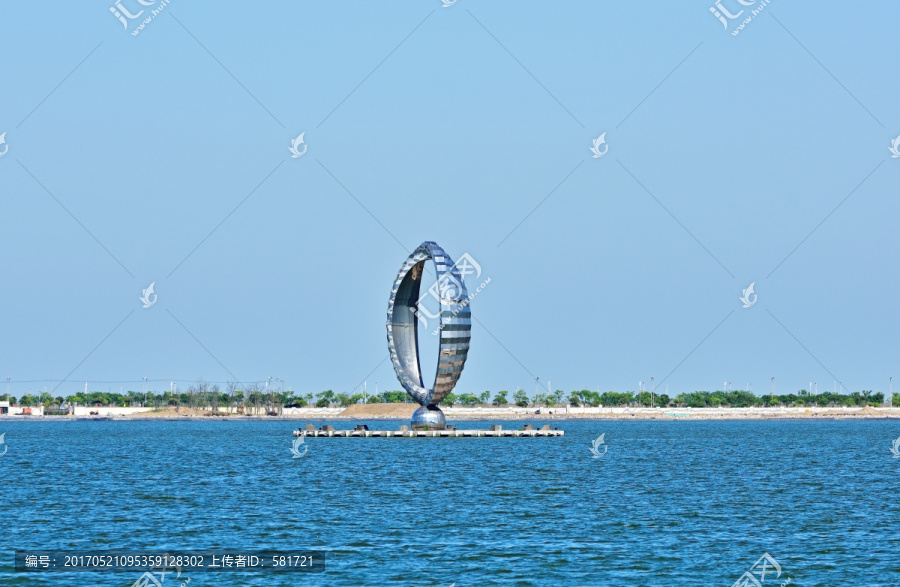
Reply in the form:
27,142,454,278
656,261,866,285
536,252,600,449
1,419,898,586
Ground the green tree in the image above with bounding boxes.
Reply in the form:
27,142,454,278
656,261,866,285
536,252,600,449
687,392,709,408
248,390,265,412
210,384,222,413
574,390,597,406
316,390,336,408
513,389,529,407
599,391,627,407
381,390,407,403
479,390,491,405
551,389,565,406
492,390,508,406
443,393,457,406
458,393,480,406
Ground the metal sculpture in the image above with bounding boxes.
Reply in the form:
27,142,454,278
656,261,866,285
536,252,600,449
386,242,472,429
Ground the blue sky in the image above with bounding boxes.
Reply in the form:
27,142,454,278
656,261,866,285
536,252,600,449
1,1,897,398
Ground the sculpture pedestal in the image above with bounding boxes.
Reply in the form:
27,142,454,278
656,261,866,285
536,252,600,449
411,405,446,430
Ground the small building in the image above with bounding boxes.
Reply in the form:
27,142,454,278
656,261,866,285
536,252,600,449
0,402,44,416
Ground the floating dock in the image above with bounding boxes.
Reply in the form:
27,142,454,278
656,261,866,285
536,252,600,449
293,426,564,438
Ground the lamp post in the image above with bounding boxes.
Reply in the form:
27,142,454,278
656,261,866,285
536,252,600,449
650,376,654,408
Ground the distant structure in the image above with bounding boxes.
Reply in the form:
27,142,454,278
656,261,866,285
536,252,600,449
386,242,471,430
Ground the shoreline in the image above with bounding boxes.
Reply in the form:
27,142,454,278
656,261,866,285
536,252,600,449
2,406,898,421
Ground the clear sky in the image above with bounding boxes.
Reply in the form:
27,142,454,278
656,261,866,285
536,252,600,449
1,1,897,399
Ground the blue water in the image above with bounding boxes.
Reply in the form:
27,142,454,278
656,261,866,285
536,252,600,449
1,419,898,586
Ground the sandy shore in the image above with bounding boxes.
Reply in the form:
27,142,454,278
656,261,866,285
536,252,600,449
4,405,898,421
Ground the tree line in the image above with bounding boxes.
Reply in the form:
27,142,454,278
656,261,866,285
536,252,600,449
1,386,894,410
565,388,892,408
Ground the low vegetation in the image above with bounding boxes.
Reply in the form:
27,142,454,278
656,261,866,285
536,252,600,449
1,386,893,411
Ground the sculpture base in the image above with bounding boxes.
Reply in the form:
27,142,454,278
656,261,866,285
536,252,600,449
411,405,446,430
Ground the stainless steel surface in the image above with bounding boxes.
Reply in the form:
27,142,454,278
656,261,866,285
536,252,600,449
386,242,472,409
410,405,447,430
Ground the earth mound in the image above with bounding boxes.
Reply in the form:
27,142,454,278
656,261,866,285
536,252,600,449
339,403,418,419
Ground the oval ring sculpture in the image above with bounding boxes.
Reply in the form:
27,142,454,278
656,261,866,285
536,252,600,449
386,242,472,430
